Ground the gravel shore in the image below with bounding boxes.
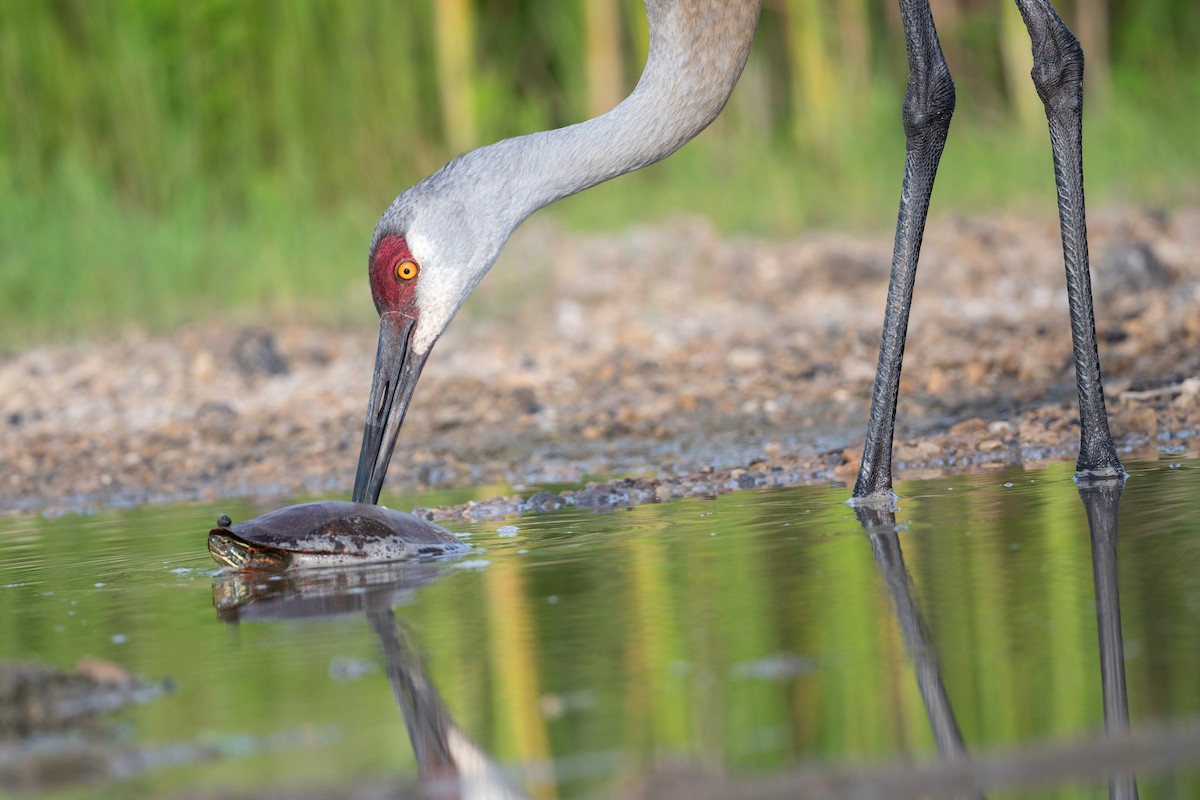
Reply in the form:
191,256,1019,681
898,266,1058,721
3,208,1198,517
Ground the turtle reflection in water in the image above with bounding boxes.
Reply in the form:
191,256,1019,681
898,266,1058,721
208,501,468,571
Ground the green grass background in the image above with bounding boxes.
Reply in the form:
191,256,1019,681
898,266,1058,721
2,0,1197,347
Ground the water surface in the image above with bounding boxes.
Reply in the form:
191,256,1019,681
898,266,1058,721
2,459,1199,798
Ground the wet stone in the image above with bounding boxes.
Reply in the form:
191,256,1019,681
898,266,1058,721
736,472,760,489
521,492,565,513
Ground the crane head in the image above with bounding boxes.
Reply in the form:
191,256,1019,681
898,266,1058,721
351,172,514,504
352,230,427,505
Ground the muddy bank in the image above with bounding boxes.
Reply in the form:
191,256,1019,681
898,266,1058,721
2,207,1199,516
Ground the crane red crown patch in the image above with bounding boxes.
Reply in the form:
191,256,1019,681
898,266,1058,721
369,235,420,317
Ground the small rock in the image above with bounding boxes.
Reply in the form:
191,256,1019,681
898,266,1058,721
194,402,239,443
522,492,564,513
232,329,289,377
1172,377,1200,409
726,347,764,373
926,367,949,395
1110,407,1158,440
190,350,217,383
1098,242,1172,298
948,417,989,437
736,473,759,489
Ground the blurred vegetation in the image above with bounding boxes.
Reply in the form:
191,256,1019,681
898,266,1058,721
1,0,1199,344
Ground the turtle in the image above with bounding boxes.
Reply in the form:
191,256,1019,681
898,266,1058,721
208,501,468,571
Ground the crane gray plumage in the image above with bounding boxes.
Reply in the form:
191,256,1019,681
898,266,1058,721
353,0,1123,506
371,0,761,356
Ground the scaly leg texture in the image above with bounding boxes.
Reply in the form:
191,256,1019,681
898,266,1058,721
1015,0,1123,479
853,0,955,501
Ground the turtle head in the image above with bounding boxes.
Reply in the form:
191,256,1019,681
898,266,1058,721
208,531,292,571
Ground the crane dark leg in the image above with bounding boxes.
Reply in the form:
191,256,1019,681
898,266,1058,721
1014,0,1123,480
852,0,955,502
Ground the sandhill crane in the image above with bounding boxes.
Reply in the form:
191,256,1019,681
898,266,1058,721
352,0,1124,506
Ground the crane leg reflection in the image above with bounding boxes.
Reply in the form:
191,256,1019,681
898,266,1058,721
1078,477,1140,800
854,503,984,800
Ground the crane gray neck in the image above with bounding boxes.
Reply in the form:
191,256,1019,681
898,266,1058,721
369,1,760,356
404,1,760,240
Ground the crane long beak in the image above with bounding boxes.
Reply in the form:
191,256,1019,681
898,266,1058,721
352,312,429,504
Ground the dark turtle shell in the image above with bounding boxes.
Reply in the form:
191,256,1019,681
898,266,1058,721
208,501,468,571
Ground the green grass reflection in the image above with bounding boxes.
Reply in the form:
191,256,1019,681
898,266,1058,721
0,461,1198,797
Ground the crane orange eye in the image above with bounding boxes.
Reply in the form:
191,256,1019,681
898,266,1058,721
395,260,420,281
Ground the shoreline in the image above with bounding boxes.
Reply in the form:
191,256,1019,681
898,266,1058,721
3,209,1198,517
